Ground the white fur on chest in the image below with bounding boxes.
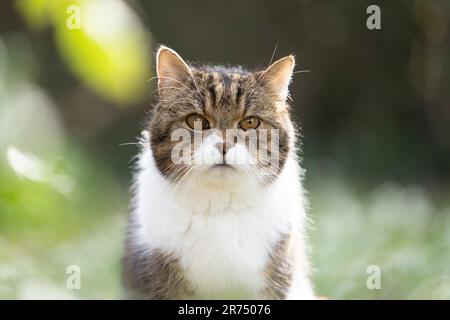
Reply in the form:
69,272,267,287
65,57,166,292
132,144,311,299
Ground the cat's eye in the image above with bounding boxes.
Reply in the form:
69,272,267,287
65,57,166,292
239,116,260,130
186,113,210,130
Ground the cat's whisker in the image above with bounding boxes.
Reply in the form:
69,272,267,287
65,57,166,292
267,43,279,70
256,163,282,177
119,142,141,147
170,166,202,210
241,165,265,203
177,166,201,208
128,153,140,164
158,164,194,215
293,69,311,74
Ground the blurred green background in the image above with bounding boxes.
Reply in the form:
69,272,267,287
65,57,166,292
0,0,449,299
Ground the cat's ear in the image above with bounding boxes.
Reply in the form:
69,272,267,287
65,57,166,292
261,55,295,102
156,46,193,94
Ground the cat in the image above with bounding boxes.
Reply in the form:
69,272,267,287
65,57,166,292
122,46,315,299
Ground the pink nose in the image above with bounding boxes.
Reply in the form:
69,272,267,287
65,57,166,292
215,142,229,156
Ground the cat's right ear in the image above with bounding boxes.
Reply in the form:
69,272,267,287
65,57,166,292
156,46,193,95
260,55,295,102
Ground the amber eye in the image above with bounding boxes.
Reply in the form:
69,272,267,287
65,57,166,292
186,113,210,130
239,116,260,130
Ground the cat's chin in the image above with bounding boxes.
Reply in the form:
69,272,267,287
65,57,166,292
210,164,235,170
206,164,238,180
189,164,251,189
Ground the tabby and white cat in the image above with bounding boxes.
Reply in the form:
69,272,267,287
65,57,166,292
122,46,314,299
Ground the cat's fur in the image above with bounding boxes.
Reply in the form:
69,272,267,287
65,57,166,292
122,46,314,299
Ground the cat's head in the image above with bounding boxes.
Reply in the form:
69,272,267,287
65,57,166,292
148,46,297,187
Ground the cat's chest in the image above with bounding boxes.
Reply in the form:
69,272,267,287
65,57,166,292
179,208,277,297
137,191,290,298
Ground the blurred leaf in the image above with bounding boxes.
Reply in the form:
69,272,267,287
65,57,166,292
15,0,152,105
15,0,50,30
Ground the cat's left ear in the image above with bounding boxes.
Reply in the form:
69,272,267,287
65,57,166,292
261,55,295,102
156,46,193,95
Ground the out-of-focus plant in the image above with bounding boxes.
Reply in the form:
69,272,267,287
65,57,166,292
309,173,450,299
15,0,152,105
0,29,127,298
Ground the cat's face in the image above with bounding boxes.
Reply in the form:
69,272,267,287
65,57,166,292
149,46,297,187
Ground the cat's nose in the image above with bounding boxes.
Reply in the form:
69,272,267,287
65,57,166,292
215,142,230,156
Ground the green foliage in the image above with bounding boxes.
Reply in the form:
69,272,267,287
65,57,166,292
15,0,152,104
0,144,126,299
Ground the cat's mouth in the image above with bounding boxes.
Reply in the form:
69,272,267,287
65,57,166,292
211,164,235,170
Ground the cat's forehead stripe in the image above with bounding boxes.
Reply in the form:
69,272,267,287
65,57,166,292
189,68,290,122
196,70,249,113
206,73,217,109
